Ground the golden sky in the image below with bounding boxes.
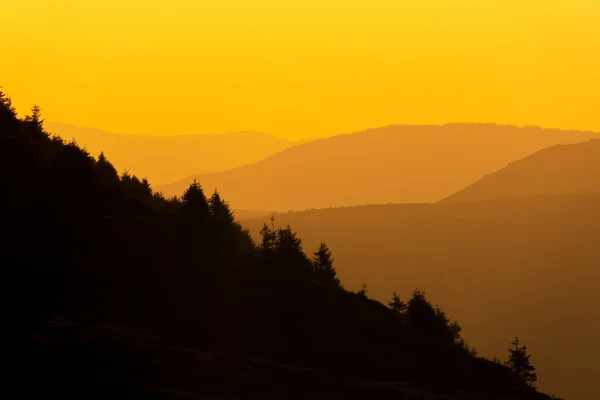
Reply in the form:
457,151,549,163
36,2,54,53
2,0,600,139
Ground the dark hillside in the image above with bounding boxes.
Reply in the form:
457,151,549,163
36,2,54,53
241,196,600,399
1,90,560,399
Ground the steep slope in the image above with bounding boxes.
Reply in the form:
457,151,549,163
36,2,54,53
46,122,295,184
157,124,598,211
241,194,600,400
441,139,600,203
3,92,559,398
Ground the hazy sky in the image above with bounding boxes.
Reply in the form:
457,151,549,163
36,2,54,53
2,0,600,139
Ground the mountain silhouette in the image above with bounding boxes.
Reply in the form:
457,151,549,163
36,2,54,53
441,139,600,203
46,122,295,184
3,90,561,399
157,124,598,211
241,194,600,400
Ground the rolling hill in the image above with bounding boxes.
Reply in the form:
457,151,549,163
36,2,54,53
46,122,296,185
241,194,600,400
441,139,600,203
157,124,598,211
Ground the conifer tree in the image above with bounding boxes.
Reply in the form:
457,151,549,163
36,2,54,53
357,283,368,298
209,189,235,226
22,105,47,139
95,152,120,189
268,223,313,277
141,177,152,194
406,288,436,328
388,292,407,315
24,105,44,128
0,88,17,125
259,216,277,256
505,337,538,387
180,179,210,225
449,320,462,342
312,242,340,287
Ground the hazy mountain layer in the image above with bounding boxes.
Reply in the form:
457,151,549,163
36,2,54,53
441,139,600,203
242,194,600,400
46,122,295,185
157,124,598,211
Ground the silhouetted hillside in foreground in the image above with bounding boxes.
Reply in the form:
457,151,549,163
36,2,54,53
157,124,597,211
441,139,600,203
46,122,295,184
242,195,600,400
1,91,563,399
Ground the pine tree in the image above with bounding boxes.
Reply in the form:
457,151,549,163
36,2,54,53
24,105,44,128
141,177,152,194
406,288,436,329
449,320,462,342
505,337,538,387
0,88,17,124
209,189,235,226
272,223,313,277
312,242,340,287
357,283,368,298
388,292,407,314
180,179,210,225
95,152,121,189
275,224,305,259
259,216,277,256
121,172,152,200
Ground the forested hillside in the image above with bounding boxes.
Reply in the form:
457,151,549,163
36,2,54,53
241,196,600,400
2,90,561,399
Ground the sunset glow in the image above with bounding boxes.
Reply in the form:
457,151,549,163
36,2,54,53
3,0,600,139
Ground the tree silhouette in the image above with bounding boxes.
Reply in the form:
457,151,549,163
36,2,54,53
0,88,17,126
406,289,436,328
312,242,340,287
274,224,311,275
449,320,462,342
259,216,276,256
388,292,407,315
24,105,44,128
95,152,121,190
357,283,368,298
121,172,153,201
405,289,460,342
180,179,210,225
505,337,537,387
209,188,235,226
49,141,97,202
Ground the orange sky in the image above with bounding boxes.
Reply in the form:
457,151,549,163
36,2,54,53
2,0,600,139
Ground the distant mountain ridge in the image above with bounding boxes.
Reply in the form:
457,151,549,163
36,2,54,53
46,122,296,185
440,139,600,203
157,123,599,211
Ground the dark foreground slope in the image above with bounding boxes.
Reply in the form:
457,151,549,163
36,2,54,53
441,139,600,203
2,92,558,399
157,124,597,211
242,195,600,400
24,316,542,400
